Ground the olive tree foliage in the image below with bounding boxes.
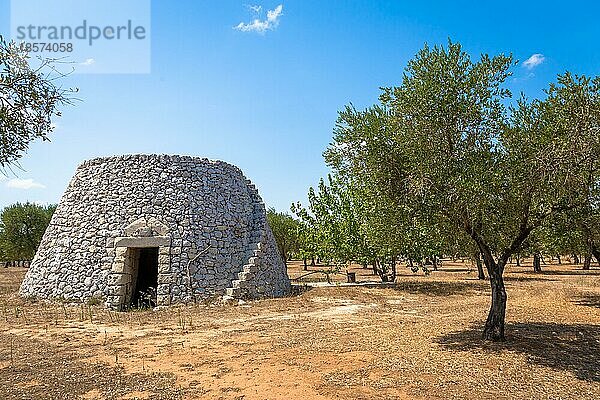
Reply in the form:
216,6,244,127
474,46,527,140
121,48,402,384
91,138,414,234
266,207,300,264
0,36,74,170
565,174,600,268
321,107,448,277
324,40,600,341
0,202,56,261
291,175,376,269
520,213,589,271
527,74,600,269
579,207,600,269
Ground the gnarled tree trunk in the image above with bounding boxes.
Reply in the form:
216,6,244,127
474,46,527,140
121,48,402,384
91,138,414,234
592,245,600,267
533,253,542,273
475,251,485,280
478,245,507,341
464,218,531,342
484,269,507,341
583,253,591,270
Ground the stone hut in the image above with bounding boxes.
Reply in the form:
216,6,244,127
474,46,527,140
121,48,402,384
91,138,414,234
19,154,291,309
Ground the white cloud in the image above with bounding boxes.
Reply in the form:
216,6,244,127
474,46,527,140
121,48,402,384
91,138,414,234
234,4,283,34
523,53,545,69
80,58,95,66
267,4,283,23
248,5,262,14
5,178,46,190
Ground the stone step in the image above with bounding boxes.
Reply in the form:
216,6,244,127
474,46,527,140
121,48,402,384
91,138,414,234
222,295,236,304
232,279,248,289
243,264,259,273
238,271,254,281
225,287,241,297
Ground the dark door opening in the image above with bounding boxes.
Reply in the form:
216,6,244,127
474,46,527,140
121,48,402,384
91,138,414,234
131,247,159,308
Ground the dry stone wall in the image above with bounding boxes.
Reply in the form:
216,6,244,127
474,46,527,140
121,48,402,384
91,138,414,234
19,154,290,308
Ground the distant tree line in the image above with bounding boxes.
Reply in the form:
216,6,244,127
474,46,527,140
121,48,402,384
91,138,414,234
0,202,56,264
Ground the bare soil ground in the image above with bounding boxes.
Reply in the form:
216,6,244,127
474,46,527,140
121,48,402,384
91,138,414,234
1,260,599,400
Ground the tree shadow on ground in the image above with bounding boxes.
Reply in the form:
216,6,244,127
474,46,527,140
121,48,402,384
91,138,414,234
503,275,557,283
392,280,489,296
572,293,600,309
509,269,600,277
290,284,314,297
436,322,600,382
436,267,472,273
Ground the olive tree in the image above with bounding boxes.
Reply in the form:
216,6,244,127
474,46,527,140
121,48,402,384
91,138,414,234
292,175,375,268
0,202,56,260
326,41,599,341
0,36,74,170
266,207,300,264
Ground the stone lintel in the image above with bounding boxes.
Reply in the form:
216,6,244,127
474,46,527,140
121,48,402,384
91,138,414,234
114,236,170,248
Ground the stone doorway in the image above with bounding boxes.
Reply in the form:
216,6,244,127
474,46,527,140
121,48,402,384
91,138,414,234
130,247,159,308
107,234,171,310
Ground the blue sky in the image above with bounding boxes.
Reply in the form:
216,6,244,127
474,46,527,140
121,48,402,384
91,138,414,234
1,1,599,212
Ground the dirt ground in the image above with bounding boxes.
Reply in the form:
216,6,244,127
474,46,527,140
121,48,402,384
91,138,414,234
0,260,599,400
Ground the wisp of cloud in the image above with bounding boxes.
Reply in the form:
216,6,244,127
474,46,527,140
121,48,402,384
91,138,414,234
234,4,283,34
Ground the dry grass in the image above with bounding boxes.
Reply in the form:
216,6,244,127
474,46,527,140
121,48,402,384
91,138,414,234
0,260,599,400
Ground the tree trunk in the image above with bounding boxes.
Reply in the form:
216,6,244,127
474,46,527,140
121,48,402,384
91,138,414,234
373,259,389,282
475,251,485,280
583,253,591,270
516,254,520,267
466,219,534,341
573,254,580,264
311,257,315,267
391,257,397,282
484,269,507,341
592,245,600,266
432,256,438,271
473,242,507,341
533,253,542,273
303,257,308,271
556,254,561,265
